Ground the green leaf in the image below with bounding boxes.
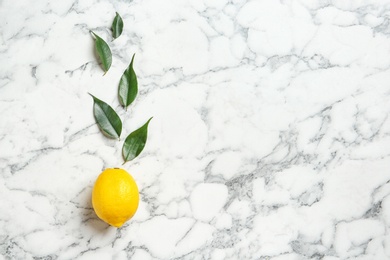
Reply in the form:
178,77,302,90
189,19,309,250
112,12,124,39
91,31,112,74
118,54,137,109
89,93,122,139
122,117,152,163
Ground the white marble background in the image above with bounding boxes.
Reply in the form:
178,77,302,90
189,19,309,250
1,0,390,259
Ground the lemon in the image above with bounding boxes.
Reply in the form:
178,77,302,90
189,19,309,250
92,168,139,227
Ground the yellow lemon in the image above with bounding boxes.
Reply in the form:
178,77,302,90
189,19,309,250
92,168,139,227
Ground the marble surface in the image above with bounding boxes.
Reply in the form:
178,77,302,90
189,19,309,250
1,0,390,259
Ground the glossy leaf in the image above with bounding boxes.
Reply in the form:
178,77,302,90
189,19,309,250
118,54,137,109
89,93,122,139
91,31,112,74
112,12,124,39
122,117,152,163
